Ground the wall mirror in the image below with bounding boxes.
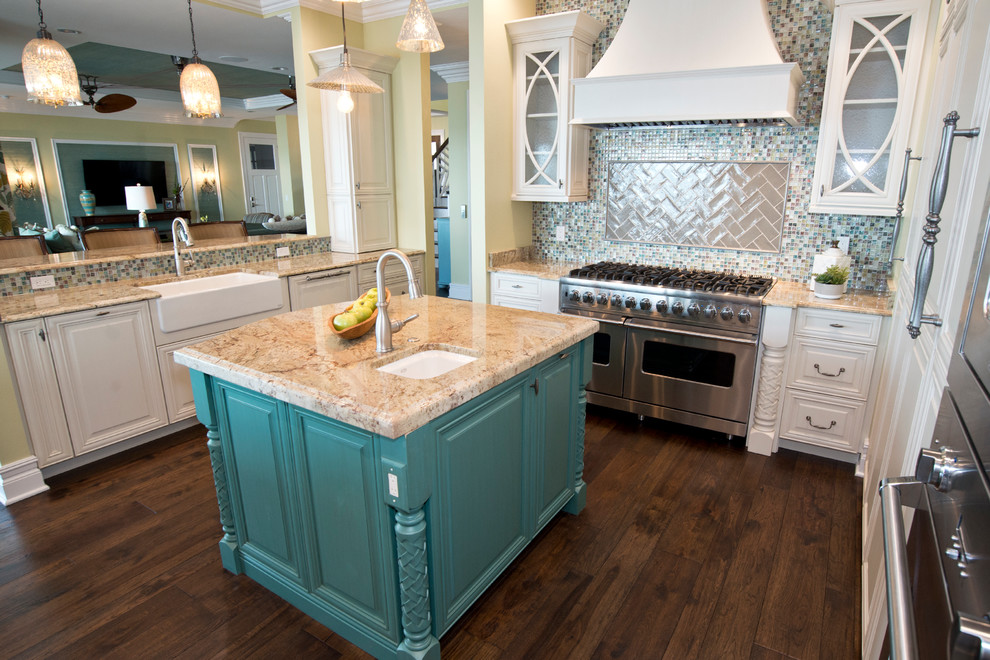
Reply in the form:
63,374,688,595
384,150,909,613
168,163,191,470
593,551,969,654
0,136,52,232
52,140,181,224
188,144,224,223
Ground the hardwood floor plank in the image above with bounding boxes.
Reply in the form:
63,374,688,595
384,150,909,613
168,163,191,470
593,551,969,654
753,455,837,659
821,463,862,660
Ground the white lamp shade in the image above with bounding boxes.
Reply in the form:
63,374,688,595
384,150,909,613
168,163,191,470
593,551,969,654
125,185,157,211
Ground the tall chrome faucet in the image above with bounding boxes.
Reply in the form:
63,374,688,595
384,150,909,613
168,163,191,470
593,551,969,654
171,217,195,276
375,249,423,353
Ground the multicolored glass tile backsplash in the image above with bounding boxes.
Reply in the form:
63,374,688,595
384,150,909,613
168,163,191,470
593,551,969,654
532,0,895,289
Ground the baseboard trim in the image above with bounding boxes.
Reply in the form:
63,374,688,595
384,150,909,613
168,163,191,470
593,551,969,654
0,456,49,506
448,283,471,301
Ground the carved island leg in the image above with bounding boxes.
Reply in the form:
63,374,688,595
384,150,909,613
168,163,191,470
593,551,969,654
394,507,440,660
747,306,793,456
564,384,587,515
188,369,242,573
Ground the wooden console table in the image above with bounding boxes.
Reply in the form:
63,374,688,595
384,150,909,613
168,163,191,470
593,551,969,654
73,210,192,229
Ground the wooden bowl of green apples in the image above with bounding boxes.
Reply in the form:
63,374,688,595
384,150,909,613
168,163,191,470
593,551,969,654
329,288,390,340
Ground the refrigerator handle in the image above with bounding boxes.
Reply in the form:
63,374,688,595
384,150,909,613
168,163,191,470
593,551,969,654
908,111,980,339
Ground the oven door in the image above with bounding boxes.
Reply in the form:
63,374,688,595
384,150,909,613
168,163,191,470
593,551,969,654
561,309,626,397
623,318,758,425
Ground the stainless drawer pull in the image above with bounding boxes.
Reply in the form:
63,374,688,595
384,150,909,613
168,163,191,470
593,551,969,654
879,476,926,660
814,363,846,377
304,271,347,282
511,284,523,289
806,415,836,430
559,352,570,360
96,310,110,316
829,323,845,328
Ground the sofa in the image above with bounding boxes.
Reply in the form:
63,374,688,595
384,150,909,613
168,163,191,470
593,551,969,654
243,212,307,236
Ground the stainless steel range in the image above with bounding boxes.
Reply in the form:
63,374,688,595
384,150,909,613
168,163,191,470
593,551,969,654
559,262,774,438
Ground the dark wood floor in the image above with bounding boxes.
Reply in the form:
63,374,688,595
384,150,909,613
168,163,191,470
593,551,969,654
0,407,861,659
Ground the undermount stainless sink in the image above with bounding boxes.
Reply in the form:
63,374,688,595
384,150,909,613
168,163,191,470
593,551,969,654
141,272,284,333
376,349,478,380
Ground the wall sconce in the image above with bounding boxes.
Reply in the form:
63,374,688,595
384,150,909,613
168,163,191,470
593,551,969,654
10,166,37,199
200,173,216,195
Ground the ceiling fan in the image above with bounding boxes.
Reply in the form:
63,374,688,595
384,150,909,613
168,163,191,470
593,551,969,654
277,76,296,111
79,75,137,114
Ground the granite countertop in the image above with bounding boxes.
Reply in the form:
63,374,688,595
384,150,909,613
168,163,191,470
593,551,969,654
764,280,894,316
174,296,598,439
0,248,426,323
487,258,583,279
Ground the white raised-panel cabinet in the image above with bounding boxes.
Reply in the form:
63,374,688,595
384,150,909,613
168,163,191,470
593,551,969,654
4,319,73,468
809,0,933,215
313,45,398,253
46,302,167,456
357,253,424,297
157,334,220,424
506,11,603,202
489,272,561,314
288,266,359,311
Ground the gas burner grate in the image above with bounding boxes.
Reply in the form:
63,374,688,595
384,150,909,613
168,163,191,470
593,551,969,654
568,262,774,297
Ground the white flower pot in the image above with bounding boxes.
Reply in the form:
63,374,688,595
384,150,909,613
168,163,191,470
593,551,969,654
814,282,845,299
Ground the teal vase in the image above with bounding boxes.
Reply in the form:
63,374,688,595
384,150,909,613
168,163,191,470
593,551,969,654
79,189,96,216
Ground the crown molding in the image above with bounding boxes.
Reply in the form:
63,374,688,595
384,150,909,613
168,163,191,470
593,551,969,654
431,61,469,83
211,0,466,22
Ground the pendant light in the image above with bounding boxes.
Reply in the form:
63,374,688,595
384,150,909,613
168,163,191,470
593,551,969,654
180,0,222,118
307,0,383,114
396,0,444,53
21,0,83,107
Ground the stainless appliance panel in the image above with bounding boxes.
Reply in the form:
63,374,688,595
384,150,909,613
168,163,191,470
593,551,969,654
588,316,626,398
623,321,758,425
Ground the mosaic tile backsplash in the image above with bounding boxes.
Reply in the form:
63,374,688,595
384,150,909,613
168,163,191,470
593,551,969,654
533,0,894,289
0,236,333,297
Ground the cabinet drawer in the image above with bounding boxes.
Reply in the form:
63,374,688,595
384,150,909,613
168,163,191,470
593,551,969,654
779,389,866,453
787,336,876,400
491,273,540,299
795,308,883,345
491,293,542,312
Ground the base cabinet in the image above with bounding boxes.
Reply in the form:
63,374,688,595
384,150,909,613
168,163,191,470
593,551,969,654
357,253,424,298
489,272,560,314
288,266,359,311
189,338,591,659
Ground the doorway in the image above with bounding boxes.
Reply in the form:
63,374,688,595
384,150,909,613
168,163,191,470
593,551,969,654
238,132,282,218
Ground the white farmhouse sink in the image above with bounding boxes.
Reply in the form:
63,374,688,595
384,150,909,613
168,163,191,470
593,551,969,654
142,272,284,333
377,350,477,380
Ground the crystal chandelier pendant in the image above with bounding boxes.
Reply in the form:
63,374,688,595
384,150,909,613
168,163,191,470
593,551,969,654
21,0,82,107
180,59,223,118
396,0,445,53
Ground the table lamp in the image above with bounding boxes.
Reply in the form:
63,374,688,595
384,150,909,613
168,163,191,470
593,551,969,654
125,184,157,227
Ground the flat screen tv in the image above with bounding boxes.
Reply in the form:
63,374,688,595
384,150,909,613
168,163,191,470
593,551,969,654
82,159,169,207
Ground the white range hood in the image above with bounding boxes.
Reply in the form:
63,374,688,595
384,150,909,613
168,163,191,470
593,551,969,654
571,0,805,128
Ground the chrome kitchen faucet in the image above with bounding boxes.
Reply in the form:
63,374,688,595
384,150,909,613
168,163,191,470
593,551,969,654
374,249,423,353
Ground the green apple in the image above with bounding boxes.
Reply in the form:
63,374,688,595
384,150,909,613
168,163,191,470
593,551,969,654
351,303,373,323
332,311,359,331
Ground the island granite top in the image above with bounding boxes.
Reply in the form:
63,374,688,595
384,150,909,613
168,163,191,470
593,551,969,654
174,295,599,439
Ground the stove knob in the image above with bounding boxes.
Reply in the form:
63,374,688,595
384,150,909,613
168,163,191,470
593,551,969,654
687,302,701,318
720,307,734,321
611,294,623,306
738,308,752,324
625,296,636,309
569,289,580,302
671,301,684,315
704,304,717,319
582,291,594,303
597,293,609,305
639,298,652,311
656,299,669,314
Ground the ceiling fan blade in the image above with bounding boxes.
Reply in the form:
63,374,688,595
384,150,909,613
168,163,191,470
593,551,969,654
94,94,138,113
279,88,297,100
276,100,296,111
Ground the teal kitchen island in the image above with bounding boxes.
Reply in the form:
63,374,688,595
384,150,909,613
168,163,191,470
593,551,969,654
174,295,598,659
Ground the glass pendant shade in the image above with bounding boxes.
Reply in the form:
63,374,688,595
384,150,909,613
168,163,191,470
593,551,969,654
396,0,445,53
180,60,223,118
307,52,384,95
21,32,82,107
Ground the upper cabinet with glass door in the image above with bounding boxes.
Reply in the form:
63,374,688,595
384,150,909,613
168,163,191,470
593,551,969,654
810,0,934,216
506,12,603,202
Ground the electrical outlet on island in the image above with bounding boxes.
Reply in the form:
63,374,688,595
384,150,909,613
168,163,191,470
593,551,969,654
275,246,290,258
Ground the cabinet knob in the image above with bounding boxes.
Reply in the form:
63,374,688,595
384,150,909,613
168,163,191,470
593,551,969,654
356,201,362,209
558,180,563,189
355,182,361,190
530,378,539,396
38,329,46,342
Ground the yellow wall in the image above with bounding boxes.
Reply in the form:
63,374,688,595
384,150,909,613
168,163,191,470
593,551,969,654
275,113,305,216
0,112,275,227
446,81,470,289
469,0,536,302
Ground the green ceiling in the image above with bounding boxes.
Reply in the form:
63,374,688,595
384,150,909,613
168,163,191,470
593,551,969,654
6,42,291,100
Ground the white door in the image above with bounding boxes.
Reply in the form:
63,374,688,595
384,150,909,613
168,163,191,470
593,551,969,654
239,132,282,217
862,1,990,656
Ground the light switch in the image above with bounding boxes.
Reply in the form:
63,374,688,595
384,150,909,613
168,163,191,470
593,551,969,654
837,236,850,253
460,205,467,219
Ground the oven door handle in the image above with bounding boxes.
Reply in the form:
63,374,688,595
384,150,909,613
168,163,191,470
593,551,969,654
879,476,928,660
624,320,758,346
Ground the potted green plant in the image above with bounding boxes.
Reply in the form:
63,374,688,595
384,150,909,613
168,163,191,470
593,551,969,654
170,179,188,209
814,265,849,299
